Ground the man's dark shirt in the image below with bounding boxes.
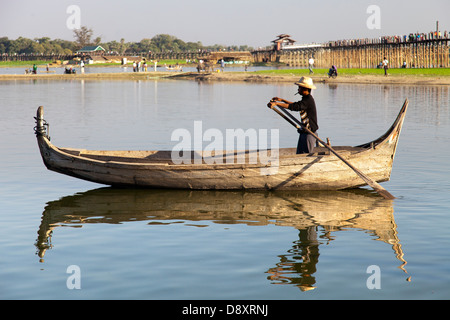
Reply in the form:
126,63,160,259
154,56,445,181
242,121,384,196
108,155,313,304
288,94,318,133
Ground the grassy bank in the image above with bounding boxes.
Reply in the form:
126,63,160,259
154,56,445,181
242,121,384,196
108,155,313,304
0,59,188,68
87,59,189,67
0,60,53,67
255,67,450,77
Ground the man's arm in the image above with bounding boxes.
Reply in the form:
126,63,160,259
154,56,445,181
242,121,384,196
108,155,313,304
268,101,290,109
272,97,293,104
268,97,293,109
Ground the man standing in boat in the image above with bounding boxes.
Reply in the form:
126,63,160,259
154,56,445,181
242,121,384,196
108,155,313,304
268,77,318,154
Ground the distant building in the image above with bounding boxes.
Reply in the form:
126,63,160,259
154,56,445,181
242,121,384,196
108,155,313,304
76,45,106,55
272,34,296,51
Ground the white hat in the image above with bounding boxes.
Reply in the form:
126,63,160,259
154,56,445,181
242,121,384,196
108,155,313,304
294,76,316,89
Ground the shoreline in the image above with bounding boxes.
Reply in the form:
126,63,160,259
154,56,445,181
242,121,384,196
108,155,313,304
0,71,449,85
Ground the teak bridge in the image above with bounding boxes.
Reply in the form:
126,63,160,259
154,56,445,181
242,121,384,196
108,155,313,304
259,38,450,69
2,38,449,69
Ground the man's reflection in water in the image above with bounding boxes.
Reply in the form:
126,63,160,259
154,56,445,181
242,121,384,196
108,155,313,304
267,226,322,291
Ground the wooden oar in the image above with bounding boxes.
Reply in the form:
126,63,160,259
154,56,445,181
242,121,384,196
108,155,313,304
269,104,396,200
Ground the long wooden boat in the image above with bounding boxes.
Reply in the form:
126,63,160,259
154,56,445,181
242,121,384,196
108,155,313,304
34,99,408,190
165,65,182,71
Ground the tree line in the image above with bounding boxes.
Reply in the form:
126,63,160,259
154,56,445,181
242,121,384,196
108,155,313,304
1,26,254,55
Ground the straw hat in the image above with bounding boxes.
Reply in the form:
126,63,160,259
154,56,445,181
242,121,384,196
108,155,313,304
294,76,316,89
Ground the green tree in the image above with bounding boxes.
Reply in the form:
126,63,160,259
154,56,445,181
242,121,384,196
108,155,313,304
73,26,94,49
1,33,252,56
51,39,76,53
93,37,102,45
151,34,181,51
118,38,128,54
185,41,203,51
9,37,34,54
139,38,156,53
0,37,11,54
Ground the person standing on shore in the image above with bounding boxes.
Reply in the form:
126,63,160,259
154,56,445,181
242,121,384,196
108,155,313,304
382,57,389,76
268,77,319,154
308,57,314,74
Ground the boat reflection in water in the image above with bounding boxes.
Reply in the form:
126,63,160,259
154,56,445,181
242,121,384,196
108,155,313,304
35,188,408,291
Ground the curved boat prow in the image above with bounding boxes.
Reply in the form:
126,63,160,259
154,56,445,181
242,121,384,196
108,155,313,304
383,98,409,147
358,98,409,149
34,106,50,140
34,106,55,172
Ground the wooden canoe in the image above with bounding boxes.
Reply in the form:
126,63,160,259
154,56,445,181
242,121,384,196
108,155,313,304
34,99,408,190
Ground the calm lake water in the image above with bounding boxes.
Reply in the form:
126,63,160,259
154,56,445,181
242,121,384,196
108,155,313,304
1,77,449,301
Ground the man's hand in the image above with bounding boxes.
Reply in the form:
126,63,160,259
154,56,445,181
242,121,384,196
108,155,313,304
271,97,293,105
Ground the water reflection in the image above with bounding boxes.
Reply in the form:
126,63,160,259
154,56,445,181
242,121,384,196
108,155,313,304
267,227,320,291
35,188,408,291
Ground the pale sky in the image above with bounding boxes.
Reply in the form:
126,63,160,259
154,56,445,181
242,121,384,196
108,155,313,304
1,0,449,47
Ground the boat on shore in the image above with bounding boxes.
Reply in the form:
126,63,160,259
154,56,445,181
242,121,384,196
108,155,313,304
165,65,182,71
34,100,408,190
